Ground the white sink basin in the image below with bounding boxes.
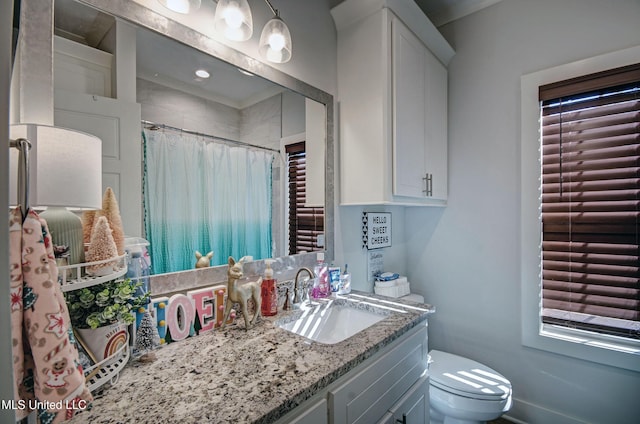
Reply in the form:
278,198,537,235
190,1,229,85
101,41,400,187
276,298,389,344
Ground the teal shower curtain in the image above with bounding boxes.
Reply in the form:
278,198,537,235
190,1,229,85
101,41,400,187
143,129,273,274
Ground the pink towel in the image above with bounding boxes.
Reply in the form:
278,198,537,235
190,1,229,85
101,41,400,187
10,208,92,422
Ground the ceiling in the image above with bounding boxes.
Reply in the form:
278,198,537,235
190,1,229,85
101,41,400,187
416,0,503,27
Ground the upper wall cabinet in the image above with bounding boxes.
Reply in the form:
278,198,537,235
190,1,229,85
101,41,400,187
331,0,454,206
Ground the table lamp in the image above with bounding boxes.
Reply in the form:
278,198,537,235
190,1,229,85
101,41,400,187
10,123,102,267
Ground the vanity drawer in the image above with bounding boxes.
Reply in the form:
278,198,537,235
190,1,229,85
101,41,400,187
329,325,428,424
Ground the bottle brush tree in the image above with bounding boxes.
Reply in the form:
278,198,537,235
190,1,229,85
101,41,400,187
135,311,160,354
81,210,96,245
97,187,125,256
86,216,119,276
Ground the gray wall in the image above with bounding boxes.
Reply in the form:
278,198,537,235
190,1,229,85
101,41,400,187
1,1,14,421
403,0,640,423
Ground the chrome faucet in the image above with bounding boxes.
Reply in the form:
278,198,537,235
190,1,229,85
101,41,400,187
293,267,315,306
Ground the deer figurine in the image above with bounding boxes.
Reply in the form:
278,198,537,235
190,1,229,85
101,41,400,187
195,251,213,268
221,256,262,330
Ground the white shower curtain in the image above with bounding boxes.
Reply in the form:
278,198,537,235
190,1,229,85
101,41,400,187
143,129,274,274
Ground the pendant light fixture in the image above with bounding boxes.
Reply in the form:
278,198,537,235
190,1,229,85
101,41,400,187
258,0,292,63
211,0,293,63
214,0,254,41
157,0,202,14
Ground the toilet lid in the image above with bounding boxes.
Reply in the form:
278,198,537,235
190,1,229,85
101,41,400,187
429,350,511,401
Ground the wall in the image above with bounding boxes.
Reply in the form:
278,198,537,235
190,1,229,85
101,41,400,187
0,1,14,421
338,205,409,292
138,78,241,140
404,0,640,423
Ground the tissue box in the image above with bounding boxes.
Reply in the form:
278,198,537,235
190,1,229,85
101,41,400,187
374,276,410,298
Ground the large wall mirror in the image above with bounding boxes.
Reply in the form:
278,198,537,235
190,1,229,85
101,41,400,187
51,0,334,274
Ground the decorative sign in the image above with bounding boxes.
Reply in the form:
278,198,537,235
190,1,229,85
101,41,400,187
142,284,231,345
362,212,392,250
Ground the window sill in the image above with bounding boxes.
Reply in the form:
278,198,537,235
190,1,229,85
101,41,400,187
522,323,640,372
541,326,640,355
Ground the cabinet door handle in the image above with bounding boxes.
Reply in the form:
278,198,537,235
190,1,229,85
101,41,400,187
396,414,407,424
422,173,433,197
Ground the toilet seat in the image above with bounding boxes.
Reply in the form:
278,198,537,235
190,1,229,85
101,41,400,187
429,350,511,401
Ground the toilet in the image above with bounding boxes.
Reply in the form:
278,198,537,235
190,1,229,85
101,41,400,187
428,350,512,424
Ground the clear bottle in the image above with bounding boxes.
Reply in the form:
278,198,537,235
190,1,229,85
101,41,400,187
261,260,278,316
329,265,341,293
127,251,150,302
338,264,351,294
312,252,330,298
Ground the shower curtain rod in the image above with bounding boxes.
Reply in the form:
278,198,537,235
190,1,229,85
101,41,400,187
141,120,280,154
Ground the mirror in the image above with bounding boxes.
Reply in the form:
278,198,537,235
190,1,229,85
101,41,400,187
52,0,334,273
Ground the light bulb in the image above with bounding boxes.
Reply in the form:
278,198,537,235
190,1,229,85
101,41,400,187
268,33,285,52
158,0,201,14
223,3,243,29
259,16,291,63
166,0,188,13
214,0,252,41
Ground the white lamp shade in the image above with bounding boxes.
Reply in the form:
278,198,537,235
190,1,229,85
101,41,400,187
214,0,253,41
259,16,292,64
157,0,201,14
10,124,103,210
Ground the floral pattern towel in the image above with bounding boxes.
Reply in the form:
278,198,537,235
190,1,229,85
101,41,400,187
10,208,92,423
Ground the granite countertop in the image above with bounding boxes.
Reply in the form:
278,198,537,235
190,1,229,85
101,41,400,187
70,291,433,424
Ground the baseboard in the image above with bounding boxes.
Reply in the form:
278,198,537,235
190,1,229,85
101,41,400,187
506,398,587,424
502,414,527,424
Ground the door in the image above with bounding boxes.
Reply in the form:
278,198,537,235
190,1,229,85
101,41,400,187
423,49,448,201
392,17,426,198
389,374,430,424
54,91,142,236
283,398,327,424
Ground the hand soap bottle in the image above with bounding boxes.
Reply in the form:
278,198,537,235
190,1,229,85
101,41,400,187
261,260,278,316
312,252,330,298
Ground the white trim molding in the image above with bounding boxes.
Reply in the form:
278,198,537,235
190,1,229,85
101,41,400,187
426,0,504,27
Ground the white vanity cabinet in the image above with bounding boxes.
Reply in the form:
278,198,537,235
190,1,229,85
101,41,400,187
329,325,429,424
282,398,328,424
275,324,429,424
377,374,430,424
332,0,454,206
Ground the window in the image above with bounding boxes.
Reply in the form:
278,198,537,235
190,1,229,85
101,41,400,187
286,142,324,254
539,64,640,341
520,46,640,372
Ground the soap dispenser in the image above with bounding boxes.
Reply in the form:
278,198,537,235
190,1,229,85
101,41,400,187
312,252,330,298
261,260,278,316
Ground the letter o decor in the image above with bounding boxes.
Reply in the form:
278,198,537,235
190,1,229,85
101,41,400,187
166,294,196,341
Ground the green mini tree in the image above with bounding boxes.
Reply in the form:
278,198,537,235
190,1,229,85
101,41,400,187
135,311,160,353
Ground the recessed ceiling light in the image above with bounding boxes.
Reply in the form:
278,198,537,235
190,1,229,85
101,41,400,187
195,69,210,78
238,68,254,76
